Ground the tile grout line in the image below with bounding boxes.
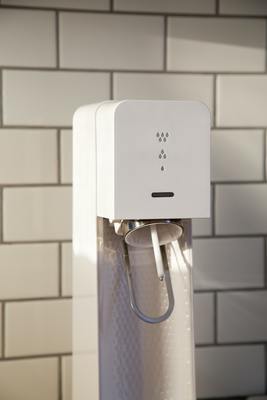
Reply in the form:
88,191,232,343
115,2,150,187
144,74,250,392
2,296,72,303
57,129,61,184
265,343,267,394
110,0,114,12
163,16,168,71
58,243,62,297
0,352,72,362
215,0,220,15
3,66,267,75
212,184,216,236
213,292,217,344
214,292,218,345
264,129,267,182
58,356,62,400
195,287,267,294
4,124,267,131
2,239,72,245
0,183,71,188
1,302,5,358
196,343,267,348
0,4,267,19
55,11,60,69
213,74,217,129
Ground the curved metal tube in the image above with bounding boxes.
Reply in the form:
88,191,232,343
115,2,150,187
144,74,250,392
123,243,175,324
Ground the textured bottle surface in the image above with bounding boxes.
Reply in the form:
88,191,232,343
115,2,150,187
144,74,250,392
98,219,195,400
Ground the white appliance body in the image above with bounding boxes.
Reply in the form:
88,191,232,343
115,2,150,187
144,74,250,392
73,100,210,400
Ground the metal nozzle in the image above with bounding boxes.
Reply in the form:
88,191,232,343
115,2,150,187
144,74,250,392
113,219,183,324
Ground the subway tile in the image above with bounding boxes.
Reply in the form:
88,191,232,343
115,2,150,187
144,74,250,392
0,244,58,299
220,0,267,15
3,187,72,241
192,218,212,237
5,299,71,356
192,188,213,237
114,0,215,14
0,358,58,400
217,75,267,127
0,9,56,67
216,184,267,235
59,13,164,70
218,291,267,343
168,18,265,72
196,346,265,398
194,293,214,345
193,238,264,290
114,73,213,117
62,356,72,400
61,130,72,184
62,242,72,296
0,129,57,184
3,70,110,126
212,130,264,182
2,0,109,9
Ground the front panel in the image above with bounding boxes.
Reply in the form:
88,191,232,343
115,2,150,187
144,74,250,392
114,100,210,220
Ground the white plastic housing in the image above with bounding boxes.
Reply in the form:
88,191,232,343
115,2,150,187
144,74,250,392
73,100,210,400
96,100,210,220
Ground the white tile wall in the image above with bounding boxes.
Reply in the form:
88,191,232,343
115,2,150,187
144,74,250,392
220,0,267,15
0,9,56,67
218,291,267,343
212,130,264,182
217,76,267,127
60,130,72,184
0,358,58,400
192,190,213,237
0,3,267,400
62,356,72,400
194,293,214,344
0,129,57,184
114,0,216,14
3,187,72,241
167,18,265,72
2,0,110,9
3,70,110,126
193,238,264,290
114,73,214,116
5,299,71,356
196,346,265,398
62,242,72,296
0,244,58,299
192,217,212,237
216,184,267,235
60,13,164,70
